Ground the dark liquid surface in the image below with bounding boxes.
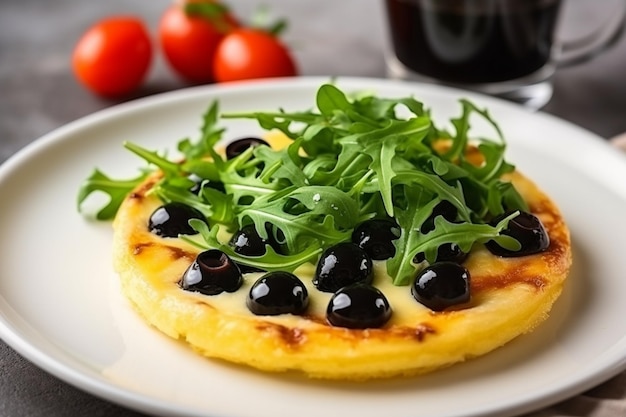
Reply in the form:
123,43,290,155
385,0,562,83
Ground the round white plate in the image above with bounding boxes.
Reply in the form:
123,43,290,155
1,77,626,417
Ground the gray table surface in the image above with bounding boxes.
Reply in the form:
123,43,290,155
2,1,626,416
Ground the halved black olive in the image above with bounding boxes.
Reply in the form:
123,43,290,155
179,250,243,295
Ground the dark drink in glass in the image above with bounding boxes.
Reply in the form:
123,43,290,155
385,0,562,84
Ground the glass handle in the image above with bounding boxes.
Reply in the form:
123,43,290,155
556,1,626,67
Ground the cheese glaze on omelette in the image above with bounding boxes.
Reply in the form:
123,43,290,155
112,166,571,380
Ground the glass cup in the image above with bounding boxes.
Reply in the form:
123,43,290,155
383,0,626,109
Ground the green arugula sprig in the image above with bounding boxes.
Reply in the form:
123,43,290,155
77,83,527,286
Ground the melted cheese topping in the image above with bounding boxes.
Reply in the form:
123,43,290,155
111,134,572,380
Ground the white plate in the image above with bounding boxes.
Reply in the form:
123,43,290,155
1,77,626,417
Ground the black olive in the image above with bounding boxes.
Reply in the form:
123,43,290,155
412,262,470,311
352,218,401,260
326,283,391,329
421,200,458,234
313,243,373,293
148,202,207,238
225,137,270,160
247,271,309,316
230,224,268,254
188,173,226,195
179,250,243,295
486,211,550,257
229,224,286,272
231,224,283,255
413,242,468,264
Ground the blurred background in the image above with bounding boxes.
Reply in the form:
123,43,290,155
2,0,626,167
1,0,385,165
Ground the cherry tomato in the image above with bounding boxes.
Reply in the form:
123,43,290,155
159,1,238,84
72,16,152,98
213,28,297,83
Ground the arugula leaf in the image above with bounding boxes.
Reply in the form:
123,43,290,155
77,169,147,220
316,83,353,116
123,141,180,178
184,221,322,272
78,83,529,287
392,170,471,222
178,102,225,160
363,136,402,217
254,137,308,186
237,186,355,253
389,194,521,285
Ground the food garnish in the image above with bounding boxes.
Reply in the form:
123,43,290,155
79,83,535,289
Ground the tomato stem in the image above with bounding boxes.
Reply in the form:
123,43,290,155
184,3,231,33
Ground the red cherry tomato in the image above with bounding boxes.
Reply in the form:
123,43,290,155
72,17,152,98
159,1,238,84
213,28,297,83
